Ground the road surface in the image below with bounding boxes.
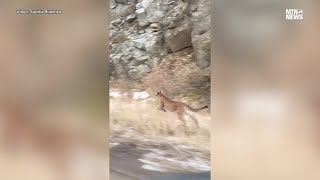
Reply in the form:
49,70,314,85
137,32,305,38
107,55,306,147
110,139,210,180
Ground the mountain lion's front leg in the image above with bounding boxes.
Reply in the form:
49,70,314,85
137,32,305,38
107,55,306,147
158,102,166,112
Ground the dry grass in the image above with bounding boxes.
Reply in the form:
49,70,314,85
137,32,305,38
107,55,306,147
110,51,211,106
142,53,210,105
110,97,211,152
110,50,211,153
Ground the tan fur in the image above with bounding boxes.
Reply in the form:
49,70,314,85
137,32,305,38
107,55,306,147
155,91,208,127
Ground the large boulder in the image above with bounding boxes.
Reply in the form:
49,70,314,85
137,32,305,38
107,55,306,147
109,0,212,80
190,0,211,68
164,20,192,53
192,30,211,68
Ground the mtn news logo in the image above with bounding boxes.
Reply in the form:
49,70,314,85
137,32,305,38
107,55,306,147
286,9,303,20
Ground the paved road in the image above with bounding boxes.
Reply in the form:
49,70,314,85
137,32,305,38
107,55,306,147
110,142,162,180
110,142,210,180
110,167,210,180
110,169,141,180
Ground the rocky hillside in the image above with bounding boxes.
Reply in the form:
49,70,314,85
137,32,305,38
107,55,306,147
109,0,211,80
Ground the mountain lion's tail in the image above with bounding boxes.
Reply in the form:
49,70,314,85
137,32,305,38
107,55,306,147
186,105,208,112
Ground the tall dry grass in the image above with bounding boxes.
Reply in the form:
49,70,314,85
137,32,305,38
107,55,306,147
110,97,211,152
110,47,211,153
111,50,211,107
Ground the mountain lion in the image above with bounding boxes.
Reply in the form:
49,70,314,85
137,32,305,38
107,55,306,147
155,90,208,127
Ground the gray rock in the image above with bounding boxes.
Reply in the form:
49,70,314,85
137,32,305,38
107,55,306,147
145,28,155,33
190,0,211,68
110,29,117,39
126,13,137,22
150,23,160,32
110,0,117,9
136,2,143,9
110,18,123,26
109,0,212,79
192,15,211,35
131,37,146,49
133,51,149,61
122,54,133,62
110,54,128,78
127,26,138,35
160,1,188,29
128,64,151,79
135,8,150,26
168,1,175,6
164,21,192,53
141,0,167,23
116,0,128,4
144,34,163,54
150,23,160,28
115,63,127,78
128,59,142,67
128,0,138,4
111,3,136,21
131,32,162,54
192,29,210,68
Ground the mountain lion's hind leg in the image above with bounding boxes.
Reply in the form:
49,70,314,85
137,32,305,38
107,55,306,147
177,111,186,126
186,111,199,128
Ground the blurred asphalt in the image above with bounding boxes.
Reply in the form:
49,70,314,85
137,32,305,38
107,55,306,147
110,144,210,180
